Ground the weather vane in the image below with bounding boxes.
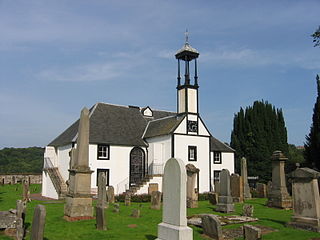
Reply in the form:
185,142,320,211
185,29,189,44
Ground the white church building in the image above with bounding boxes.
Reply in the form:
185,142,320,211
42,38,235,199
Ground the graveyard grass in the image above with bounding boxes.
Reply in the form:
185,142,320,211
1,185,320,240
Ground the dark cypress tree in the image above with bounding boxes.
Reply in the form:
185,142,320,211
231,100,288,182
304,75,320,170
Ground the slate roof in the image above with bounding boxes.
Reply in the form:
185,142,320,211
49,103,175,147
143,115,185,138
210,136,235,152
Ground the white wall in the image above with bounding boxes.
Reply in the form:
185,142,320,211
57,144,72,182
211,152,235,191
41,170,59,199
173,134,210,193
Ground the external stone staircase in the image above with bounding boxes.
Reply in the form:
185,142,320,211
45,167,68,199
127,174,162,194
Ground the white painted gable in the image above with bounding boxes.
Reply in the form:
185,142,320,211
142,107,153,117
198,117,210,136
174,116,187,134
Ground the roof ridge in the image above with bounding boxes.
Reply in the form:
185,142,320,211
147,114,178,123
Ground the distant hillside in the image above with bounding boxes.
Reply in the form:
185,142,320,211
0,147,44,174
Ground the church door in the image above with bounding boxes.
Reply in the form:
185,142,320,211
129,147,145,186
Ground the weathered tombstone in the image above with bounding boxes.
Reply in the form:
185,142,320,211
214,181,220,195
64,108,94,220
186,164,199,208
16,200,26,223
151,191,162,210
208,192,218,205
31,204,46,240
241,157,252,199
15,217,24,240
124,190,131,206
96,171,107,209
22,179,30,202
148,183,159,195
201,214,223,240
242,204,254,217
256,183,267,198
243,224,261,240
266,181,272,198
113,203,120,213
216,169,234,213
267,151,292,209
131,209,140,218
156,158,193,240
12,176,16,184
106,186,115,204
96,206,106,230
230,174,244,203
288,167,320,232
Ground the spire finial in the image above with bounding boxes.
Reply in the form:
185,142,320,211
185,29,189,44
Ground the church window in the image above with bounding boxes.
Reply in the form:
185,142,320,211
188,146,197,161
213,151,222,164
97,144,110,160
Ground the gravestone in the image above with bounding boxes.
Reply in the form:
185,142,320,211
288,167,320,232
242,204,254,217
106,186,115,204
131,209,140,218
15,218,24,240
201,214,223,240
216,169,234,213
243,224,261,240
96,171,107,209
267,151,292,209
156,158,193,240
148,183,159,195
96,206,106,230
241,157,252,199
256,183,267,198
31,204,46,240
230,174,244,203
124,190,131,206
64,108,94,220
151,191,162,210
266,181,272,198
113,203,120,213
186,164,199,208
16,200,26,223
22,179,30,202
208,192,218,205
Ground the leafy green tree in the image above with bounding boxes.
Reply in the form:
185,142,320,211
311,26,320,47
0,147,44,173
231,100,288,182
304,75,320,170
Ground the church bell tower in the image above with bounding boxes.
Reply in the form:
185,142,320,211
175,31,199,116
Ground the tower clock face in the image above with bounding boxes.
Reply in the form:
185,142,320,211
187,120,198,132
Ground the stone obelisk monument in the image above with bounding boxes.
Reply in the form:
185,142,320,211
64,107,94,221
241,157,252,199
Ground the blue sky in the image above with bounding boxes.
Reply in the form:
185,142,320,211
0,0,319,148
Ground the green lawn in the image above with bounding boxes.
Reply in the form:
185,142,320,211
1,184,320,240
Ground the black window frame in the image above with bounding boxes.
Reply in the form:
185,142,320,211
188,146,197,161
97,144,110,160
213,151,222,164
96,168,110,187
213,170,221,183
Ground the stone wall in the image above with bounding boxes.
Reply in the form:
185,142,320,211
0,173,42,184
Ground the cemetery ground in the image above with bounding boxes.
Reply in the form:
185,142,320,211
1,185,320,240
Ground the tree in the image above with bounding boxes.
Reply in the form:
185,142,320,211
311,26,320,47
230,100,288,182
304,75,320,170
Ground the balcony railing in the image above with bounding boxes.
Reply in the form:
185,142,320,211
148,162,164,176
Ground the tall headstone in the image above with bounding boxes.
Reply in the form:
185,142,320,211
288,167,320,232
106,186,115,204
22,178,30,202
230,174,244,203
64,108,94,220
241,157,252,199
186,164,199,208
31,205,46,240
201,214,223,240
124,190,131,206
216,169,234,213
96,206,106,230
151,191,162,210
267,151,292,209
266,181,272,198
16,200,26,223
15,218,24,240
96,172,107,209
156,158,193,240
